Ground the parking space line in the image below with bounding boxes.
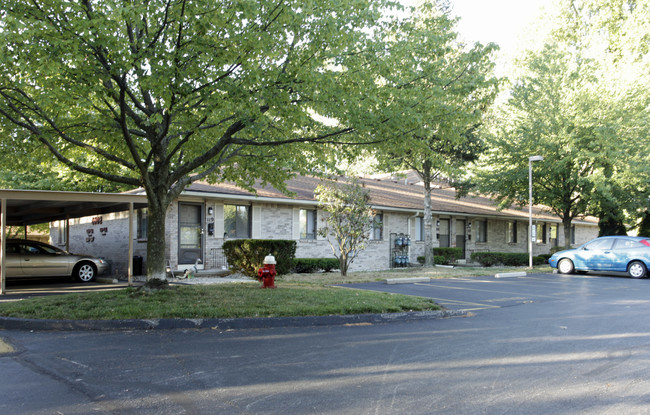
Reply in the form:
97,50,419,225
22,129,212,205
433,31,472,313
429,297,501,311
413,282,564,299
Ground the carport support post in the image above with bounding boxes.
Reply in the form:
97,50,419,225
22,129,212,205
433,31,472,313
128,202,134,286
1,198,6,295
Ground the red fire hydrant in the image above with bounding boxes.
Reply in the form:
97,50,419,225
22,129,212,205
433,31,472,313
257,254,277,288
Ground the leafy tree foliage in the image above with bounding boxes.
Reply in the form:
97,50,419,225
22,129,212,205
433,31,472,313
473,45,608,244
472,0,650,243
372,3,499,266
0,0,461,281
315,178,375,277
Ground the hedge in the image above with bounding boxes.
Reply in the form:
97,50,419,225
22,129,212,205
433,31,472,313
222,239,296,277
292,258,340,273
550,245,572,254
432,247,463,265
417,256,447,265
470,252,546,267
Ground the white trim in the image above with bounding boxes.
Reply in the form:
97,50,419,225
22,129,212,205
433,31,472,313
252,206,262,238
214,203,224,238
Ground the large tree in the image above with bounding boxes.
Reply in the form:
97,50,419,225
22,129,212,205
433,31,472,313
0,0,452,282
473,0,650,244
473,44,611,245
372,3,499,266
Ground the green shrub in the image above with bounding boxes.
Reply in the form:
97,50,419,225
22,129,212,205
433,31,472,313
434,255,446,265
533,255,546,265
222,239,296,277
292,258,340,273
471,252,501,267
417,255,448,265
550,245,572,254
500,253,528,266
432,247,463,265
471,251,549,267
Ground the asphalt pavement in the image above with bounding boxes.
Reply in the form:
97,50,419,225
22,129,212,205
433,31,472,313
340,272,619,311
3,272,650,414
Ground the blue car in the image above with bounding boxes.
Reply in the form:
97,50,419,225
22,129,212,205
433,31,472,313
549,236,650,278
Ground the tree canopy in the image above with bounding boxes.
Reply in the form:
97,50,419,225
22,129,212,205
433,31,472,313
471,0,650,243
371,3,499,265
0,0,491,280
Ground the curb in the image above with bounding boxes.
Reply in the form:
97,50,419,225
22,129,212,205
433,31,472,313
95,277,119,284
0,309,467,332
494,271,527,278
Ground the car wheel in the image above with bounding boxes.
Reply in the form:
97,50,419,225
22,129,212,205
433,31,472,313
557,258,574,274
74,263,97,283
628,261,647,279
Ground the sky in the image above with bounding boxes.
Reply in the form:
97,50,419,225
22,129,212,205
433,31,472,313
449,0,549,55
400,0,552,67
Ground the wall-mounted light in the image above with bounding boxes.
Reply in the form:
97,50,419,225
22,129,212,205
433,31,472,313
208,207,214,216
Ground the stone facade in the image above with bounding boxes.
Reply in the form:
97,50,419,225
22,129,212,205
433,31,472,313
51,195,599,276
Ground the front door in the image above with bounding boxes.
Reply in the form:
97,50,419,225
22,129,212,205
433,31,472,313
438,219,450,248
456,220,466,259
178,203,204,266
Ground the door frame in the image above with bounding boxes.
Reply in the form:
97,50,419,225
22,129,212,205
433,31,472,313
456,219,467,259
177,202,205,270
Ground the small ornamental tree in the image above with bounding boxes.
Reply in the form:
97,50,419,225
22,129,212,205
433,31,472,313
315,178,376,276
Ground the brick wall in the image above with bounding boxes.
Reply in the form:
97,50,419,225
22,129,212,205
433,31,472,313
52,197,600,276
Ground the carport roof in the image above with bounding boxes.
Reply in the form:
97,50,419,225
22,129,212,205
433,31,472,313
0,189,148,226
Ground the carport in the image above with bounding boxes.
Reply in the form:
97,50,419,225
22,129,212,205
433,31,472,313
0,189,148,294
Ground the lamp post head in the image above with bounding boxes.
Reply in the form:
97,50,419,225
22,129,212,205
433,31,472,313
529,155,544,162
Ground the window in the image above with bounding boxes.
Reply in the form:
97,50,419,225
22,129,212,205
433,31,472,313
535,223,547,244
137,208,148,240
570,226,576,245
438,219,450,247
476,220,488,243
507,221,517,244
224,205,251,238
300,209,317,240
371,213,383,240
585,238,613,250
614,238,646,250
415,217,424,241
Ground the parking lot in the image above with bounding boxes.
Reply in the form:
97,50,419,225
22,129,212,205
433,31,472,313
341,271,644,312
0,278,133,303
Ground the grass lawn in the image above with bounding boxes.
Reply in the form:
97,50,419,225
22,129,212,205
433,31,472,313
0,264,552,320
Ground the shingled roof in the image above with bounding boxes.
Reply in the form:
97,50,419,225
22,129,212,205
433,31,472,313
183,174,598,225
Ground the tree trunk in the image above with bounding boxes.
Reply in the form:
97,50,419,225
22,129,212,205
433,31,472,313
423,183,434,267
339,255,348,276
144,189,172,282
562,218,572,248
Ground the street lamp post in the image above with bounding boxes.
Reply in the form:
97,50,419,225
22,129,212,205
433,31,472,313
529,155,543,268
